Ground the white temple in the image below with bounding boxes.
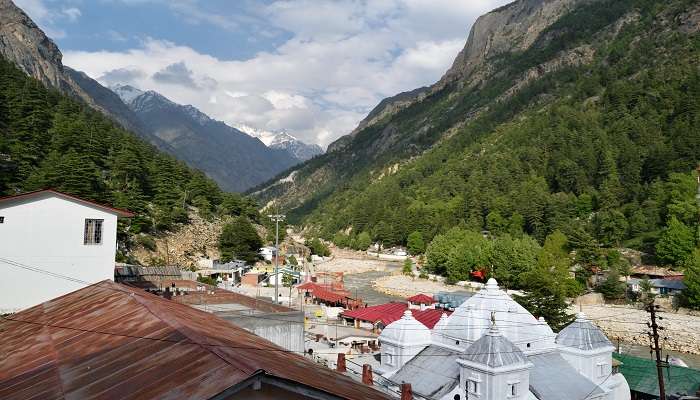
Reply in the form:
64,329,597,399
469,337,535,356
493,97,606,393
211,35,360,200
378,278,631,400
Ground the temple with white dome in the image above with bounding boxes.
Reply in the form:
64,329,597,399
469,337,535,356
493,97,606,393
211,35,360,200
378,278,631,400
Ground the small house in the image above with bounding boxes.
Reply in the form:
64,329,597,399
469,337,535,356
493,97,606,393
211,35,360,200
0,189,132,313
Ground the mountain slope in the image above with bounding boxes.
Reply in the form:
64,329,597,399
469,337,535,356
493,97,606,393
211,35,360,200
254,0,700,252
0,0,300,192
111,86,298,192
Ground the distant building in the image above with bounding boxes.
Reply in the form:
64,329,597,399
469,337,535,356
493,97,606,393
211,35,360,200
259,246,277,261
627,278,686,296
171,284,306,353
377,278,631,400
0,189,133,313
0,280,389,400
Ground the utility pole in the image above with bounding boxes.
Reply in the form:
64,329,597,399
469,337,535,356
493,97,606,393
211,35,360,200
646,302,666,400
268,213,285,304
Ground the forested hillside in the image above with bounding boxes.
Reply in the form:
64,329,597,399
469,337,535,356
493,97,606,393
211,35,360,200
259,0,699,257
0,57,258,252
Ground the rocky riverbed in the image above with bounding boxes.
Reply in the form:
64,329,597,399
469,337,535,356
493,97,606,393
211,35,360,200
578,304,700,355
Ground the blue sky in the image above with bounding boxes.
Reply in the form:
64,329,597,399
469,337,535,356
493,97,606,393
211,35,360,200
16,0,511,146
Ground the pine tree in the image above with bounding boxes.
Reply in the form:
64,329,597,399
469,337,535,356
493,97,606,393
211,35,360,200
656,217,695,266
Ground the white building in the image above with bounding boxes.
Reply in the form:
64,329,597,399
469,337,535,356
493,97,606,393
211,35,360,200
0,189,133,313
378,278,631,400
259,246,277,261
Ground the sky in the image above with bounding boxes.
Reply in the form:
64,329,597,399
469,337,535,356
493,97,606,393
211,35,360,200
16,0,511,147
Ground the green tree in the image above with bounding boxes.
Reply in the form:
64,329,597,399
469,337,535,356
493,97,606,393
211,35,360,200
219,217,263,264
354,231,372,251
683,249,700,309
596,271,626,300
407,231,426,255
308,238,331,257
656,217,695,266
402,258,413,276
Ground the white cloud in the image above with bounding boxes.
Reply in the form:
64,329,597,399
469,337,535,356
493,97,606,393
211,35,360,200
14,0,81,39
63,0,511,147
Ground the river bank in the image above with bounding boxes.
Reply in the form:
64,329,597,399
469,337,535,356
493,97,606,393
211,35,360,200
578,304,700,356
372,274,469,297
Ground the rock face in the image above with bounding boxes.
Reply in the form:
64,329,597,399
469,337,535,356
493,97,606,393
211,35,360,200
113,86,299,192
0,0,147,136
0,0,63,88
438,0,582,88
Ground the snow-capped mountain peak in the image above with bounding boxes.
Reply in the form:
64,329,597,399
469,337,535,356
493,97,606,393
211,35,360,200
110,84,144,105
234,124,323,162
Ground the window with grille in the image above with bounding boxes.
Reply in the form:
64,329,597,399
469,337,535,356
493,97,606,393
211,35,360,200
84,219,103,245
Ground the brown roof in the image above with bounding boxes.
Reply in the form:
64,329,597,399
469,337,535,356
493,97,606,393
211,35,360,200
0,280,389,400
0,189,134,217
630,265,684,278
172,285,293,313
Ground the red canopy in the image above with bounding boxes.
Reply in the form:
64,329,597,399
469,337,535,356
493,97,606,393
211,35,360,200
406,294,435,305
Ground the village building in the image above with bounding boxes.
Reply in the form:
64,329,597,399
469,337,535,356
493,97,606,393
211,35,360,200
0,280,390,400
0,189,133,313
377,278,631,400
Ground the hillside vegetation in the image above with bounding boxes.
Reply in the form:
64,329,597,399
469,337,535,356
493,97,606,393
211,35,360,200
0,57,259,257
269,0,699,259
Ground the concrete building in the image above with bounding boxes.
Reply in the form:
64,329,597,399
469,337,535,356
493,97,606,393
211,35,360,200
378,278,631,400
172,286,306,353
0,189,133,313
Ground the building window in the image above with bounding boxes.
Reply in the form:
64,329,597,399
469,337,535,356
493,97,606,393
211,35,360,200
0,216,4,223
84,219,103,245
385,352,394,366
597,361,607,377
508,383,518,397
467,380,479,395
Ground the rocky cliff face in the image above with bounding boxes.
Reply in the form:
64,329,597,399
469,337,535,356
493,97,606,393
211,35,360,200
438,0,582,88
0,0,149,136
0,0,63,88
327,0,581,153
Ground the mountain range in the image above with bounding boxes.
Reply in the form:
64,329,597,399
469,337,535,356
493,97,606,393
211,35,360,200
0,0,320,192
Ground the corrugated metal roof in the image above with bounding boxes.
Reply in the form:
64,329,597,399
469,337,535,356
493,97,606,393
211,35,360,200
0,280,390,400
172,285,293,313
390,345,460,398
342,303,451,329
614,352,700,396
528,352,604,400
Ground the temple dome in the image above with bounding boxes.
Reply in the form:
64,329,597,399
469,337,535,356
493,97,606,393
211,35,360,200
379,310,431,346
556,313,614,351
439,278,556,351
460,324,529,368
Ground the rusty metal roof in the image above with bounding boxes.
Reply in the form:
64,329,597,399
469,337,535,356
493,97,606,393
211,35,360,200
0,280,389,400
171,285,293,313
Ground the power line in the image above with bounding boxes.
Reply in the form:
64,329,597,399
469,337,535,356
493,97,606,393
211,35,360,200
0,257,649,332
